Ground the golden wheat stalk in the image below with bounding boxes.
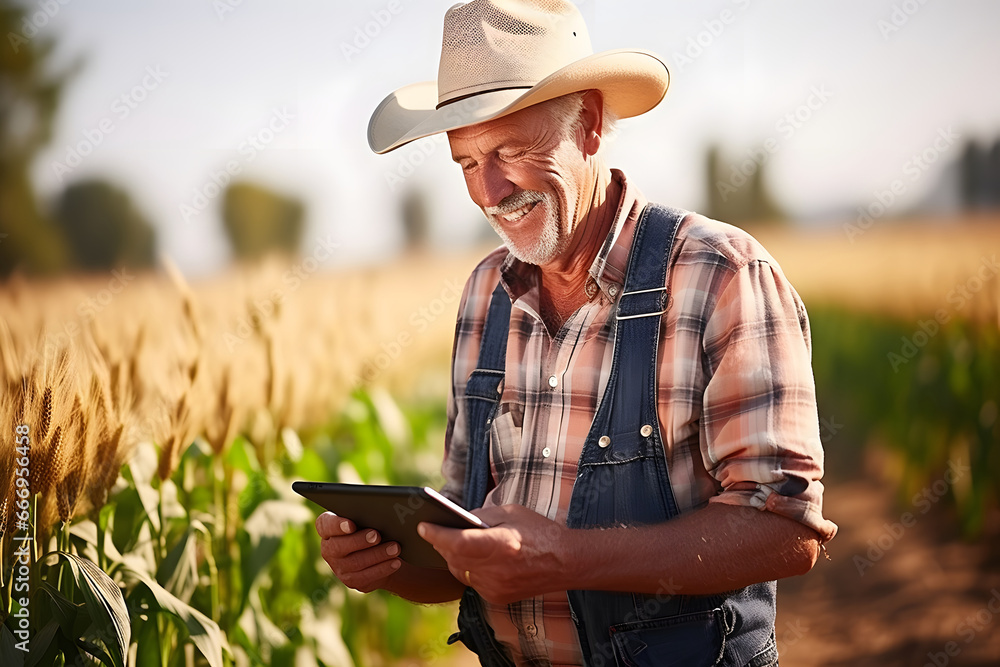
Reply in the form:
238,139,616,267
57,398,91,524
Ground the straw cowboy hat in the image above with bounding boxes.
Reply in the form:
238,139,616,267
367,0,670,154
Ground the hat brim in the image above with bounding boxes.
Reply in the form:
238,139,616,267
368,49,669,154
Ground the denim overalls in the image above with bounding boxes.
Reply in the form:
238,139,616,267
448,204,779,667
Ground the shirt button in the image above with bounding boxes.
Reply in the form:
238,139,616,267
542,447,551,458
640,424,653,438
548,375,558,388
525,624,537,638
598,436,611,448
608,284,619,297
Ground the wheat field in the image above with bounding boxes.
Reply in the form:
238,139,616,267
3,218,998,542
0,218,997,665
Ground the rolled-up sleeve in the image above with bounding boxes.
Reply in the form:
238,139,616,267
701,258,838,544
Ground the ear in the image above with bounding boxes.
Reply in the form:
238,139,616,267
579,89,605,157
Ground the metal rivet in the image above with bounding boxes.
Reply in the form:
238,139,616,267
598,436,611,448
542,447,551,458
548,375,558,389
640,424,653,438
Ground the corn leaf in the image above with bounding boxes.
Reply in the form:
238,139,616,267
156,519,208,603
1,624,25,667
125,565,230,667
48,552,130,667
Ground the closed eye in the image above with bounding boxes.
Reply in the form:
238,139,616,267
498,149,526,162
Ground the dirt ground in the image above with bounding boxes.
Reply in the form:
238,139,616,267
776,473,1000,666
440,471,1000,667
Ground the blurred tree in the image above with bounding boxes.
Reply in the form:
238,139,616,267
0,0,77,275
987,139,1000,208
221,181,304,260
400,186,430,252
705,144,784,225
53,179,156,270
959,140,988,209
958,138,1000,210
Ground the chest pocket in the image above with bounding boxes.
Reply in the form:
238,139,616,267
489,403,523,468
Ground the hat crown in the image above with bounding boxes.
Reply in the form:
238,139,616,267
437,0,593,106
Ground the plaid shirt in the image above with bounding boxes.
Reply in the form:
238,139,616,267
441,170,838,666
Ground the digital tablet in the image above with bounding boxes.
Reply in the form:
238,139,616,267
292,481,488,569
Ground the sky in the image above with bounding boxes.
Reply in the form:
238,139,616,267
22,0,1000,275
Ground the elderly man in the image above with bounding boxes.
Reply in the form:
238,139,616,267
317,1,837,665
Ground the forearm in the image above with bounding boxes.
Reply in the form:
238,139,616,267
384,561,466,604
560,503,820,596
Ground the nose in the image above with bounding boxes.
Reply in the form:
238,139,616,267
469,157,514,209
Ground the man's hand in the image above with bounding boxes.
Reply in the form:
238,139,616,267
315,512,401,593
418,504,570,605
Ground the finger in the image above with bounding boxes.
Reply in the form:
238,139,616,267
336,541,402,575
418,522,465,551
419,522,497,560
320,528,384,560
315,512,356,538
340,556,403,593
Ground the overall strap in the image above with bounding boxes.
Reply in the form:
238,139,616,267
566,203,692,666
608,202,686,450
462,280,511,510
574,202,687,472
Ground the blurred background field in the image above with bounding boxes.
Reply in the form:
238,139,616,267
2,0,1000,665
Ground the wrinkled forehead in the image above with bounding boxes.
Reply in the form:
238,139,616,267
447,100,562,150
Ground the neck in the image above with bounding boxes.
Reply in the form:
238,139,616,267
537,165,620,330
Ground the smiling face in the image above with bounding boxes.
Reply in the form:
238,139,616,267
447,94,597,267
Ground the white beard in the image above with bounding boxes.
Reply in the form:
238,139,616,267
485,190,569,266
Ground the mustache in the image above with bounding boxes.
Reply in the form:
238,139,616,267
484,190,546,217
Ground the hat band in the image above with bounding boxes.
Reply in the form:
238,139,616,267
435,85,534,110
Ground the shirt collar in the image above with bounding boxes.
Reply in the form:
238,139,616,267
498,169,647,304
